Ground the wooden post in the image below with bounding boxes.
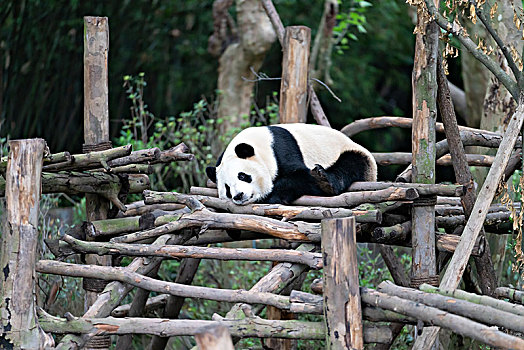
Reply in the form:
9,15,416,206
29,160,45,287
0,139,52,348
436,56,497,294
83,16,111,350
322,217,363,349
410,3,439,290
195,324,234,350
279,26,311,123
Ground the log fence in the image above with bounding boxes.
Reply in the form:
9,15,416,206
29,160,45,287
2,6,524,350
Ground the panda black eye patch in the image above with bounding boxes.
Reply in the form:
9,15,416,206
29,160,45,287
238,172,252,183
225,184,232,198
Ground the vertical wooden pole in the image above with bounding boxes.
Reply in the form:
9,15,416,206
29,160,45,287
83,16,111,349
0,139,52,349
322,217,363,350
410,5,439,289
195,324,234,350
279,26,311,124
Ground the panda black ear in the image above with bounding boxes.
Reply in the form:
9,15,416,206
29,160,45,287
206,166,217,183
235,143,255,159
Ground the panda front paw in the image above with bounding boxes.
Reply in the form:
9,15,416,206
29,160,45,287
310,164,335,195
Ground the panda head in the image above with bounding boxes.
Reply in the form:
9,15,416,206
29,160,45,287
206,143,272,205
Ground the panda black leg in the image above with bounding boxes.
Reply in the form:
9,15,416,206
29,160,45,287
310,164,336,195
317,151,372,195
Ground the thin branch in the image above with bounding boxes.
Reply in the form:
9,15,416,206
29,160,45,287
474,1,523,86
311,78,341,102
421,0,519,99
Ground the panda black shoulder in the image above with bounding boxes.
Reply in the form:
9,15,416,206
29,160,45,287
267,125,308,175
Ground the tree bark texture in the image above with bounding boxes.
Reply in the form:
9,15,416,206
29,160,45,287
411,5,439,287
437,57,497,295
280,26,310,123
39,314,392,343
260,0,331,127
378,281,524,333
419,283,524,317
341,116,503,138
372,152,494,167
0,139,52,349
473,0,524,284
110,206,320,243
361,288,524,349
36,260,292,310
62,234,323,268
145,190,381,223
216,0,276,139
322,217,363,349
83,18,111,349
310,0,338,85
414,94,524,349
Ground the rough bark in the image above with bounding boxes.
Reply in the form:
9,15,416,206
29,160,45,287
322,217,363,349
188,186,420,207
260,0,331,127
62,234,323,268
474,0,524,282
83,18,112,350
42,145,131,172
224,244,315,320
280,26,310,123
39,313,392,343
0,139,53,349
110,205,320,243
37,260,293,310
54,235,174,348
379,281,524,333
361,288,524,349
215,0,276,141
310,0,338,85
348,182,464,196
494,287,524,304
341,116,503,138
437,56,497,295
372,152,494,167
145,190,381,223
410,1,439,289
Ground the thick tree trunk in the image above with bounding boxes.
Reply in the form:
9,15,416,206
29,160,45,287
0,139,52,349
215,0,276,149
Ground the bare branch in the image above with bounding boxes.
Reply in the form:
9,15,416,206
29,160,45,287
421,0,519,99
474,1,523,86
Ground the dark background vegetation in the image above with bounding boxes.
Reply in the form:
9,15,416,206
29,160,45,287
1,0,415,156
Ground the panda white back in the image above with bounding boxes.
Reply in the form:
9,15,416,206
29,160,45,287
208,123,377,205
276,123,375,173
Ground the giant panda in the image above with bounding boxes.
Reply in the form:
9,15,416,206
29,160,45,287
206,123,377,205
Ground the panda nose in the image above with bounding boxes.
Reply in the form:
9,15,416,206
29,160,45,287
233,192,244,201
